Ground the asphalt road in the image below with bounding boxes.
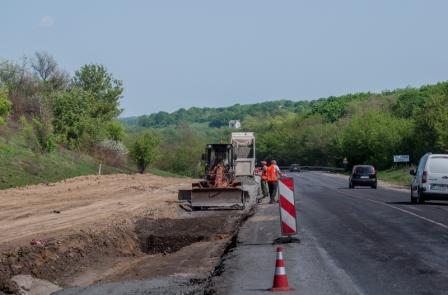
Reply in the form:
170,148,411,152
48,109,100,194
210,171,448,295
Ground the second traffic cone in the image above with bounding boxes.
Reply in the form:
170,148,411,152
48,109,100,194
269,247,294,292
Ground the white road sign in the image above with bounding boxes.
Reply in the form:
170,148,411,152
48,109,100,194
393,155,410,163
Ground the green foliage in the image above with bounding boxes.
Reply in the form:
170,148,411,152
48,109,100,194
339,111,414,169
1,56,124,149
0,87,11,125
392,89,426,118
130,133,161,173
377,167,414,187
415,93,448,153
155,126,205,176
73,64,123,120
51,65,124,148
106,120,125,142
52,88,99,147
0,56,132,189
310,93,371,122
0,128,126,189
250,114,340,166
135,100,311,128
31,117,55,153
20,116,40,152
20,116,55,153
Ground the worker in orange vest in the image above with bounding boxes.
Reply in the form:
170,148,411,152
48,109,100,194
260,161,269,199
266,160,283,204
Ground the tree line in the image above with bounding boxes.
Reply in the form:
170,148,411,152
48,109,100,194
128,82,448,173
246,82,448,169
134,100,311,128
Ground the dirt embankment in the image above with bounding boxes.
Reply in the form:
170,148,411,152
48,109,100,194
0,173,248,294
0,173,191,247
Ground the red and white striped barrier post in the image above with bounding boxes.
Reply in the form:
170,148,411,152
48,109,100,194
278,177,298,237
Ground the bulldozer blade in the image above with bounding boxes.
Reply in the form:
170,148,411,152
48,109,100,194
178,189,192,201
190,187,245,209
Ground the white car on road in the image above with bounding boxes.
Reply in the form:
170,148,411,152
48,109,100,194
410,153,448,203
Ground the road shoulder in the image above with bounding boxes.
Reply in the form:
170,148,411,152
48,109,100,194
207,200,362,294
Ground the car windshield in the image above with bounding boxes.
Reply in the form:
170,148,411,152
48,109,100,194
428,157,448,174
354,166,374,175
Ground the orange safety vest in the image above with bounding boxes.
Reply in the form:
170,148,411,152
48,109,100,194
266,165,278,182
261,166,268,181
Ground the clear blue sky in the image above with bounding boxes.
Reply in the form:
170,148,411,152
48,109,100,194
2,0,448,116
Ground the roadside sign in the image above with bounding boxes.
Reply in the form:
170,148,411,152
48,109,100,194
393,155,410,163
342,157,348,165
278,177,298,236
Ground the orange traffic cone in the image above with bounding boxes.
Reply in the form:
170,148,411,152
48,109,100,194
269,247,294,292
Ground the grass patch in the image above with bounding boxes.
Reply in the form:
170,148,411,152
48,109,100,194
377,167,414,187
0,131,128,190
0,128,186,190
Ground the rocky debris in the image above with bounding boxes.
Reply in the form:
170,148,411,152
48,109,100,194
10,275,62,295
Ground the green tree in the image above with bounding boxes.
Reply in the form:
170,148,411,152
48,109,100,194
73,64,123,120
0,87,11,125
106,120,125,142
415,93,448,153
131,133,160,173
158,126,204,176
52,87,99,147
340,111,414,169
26,117,56,153
392,89,425,118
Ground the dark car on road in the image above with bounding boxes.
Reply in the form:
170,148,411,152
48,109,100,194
289,164,301,172
349,165,377,189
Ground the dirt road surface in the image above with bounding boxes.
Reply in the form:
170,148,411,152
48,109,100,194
0,174,190,247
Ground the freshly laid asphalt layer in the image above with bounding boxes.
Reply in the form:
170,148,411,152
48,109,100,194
211,171,448,294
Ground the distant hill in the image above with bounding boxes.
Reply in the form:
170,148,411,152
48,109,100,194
121,92,377,128
123,80,448,129
121,100,307,128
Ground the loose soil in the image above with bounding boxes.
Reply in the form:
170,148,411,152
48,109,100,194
0,173,248,294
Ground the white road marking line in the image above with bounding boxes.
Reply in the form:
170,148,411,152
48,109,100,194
338,190,448,229
406,205,422,212
366,198,448,229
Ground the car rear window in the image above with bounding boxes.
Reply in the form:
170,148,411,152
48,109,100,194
428,157,448,174
354,166,374,175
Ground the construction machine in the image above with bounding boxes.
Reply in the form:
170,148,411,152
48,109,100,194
179,132,255,210
231,132,256,176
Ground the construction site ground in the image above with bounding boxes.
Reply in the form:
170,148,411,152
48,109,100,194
0,174,257,294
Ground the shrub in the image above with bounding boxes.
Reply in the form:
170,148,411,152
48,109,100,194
0,87,11,125
20,116,55,153
93,139,128,167
106,120,125,142
130,133,160,173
